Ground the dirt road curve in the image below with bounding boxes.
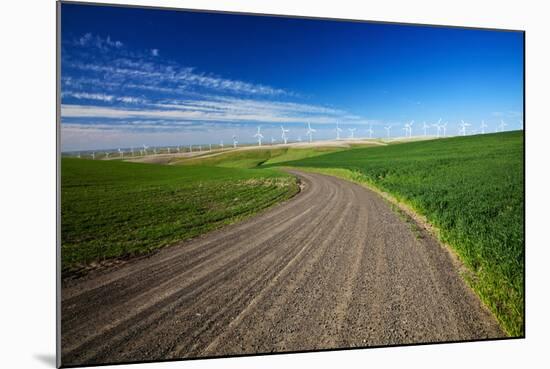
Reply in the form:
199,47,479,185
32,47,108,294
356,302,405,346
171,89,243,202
61,170,504,366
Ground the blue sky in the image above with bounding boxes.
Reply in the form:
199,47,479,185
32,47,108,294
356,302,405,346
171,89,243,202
60,3,524,151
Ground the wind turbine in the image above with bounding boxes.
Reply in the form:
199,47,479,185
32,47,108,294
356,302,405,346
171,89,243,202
189,144,193,153
404,120,414,138
306,122,316,143
130,147,134,156
366,124,374,139
441,122,447,137
423,121,430,136
480,120,488,134
77,152,81,159
167,147,171,154
254,126,264,146
118,148,124,158
336,122,343,140
384,125,392,139
348,128,356,139
220,140,224,150
209,143,212,151
199,145,202,152
142,144,148,155
433,124,441,138
105,152,110,159
232,135,238,148
431,119,442,138
281,125,289,144
459,120,470,136
91,152,95,160
501,120,509,131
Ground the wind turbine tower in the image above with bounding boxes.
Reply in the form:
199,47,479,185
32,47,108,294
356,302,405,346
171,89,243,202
459,120,471,136
254,126,264,146
348,128,356,139
233,135,238,148
384,125,392,139
404,120,414,138
281,126,289,144
306,122,316,143
118,148,123,158
336,122,343,140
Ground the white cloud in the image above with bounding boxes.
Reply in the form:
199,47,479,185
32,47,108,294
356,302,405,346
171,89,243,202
62,92,115,102
76,33,123,50
151,49,159,57
61,99,366,125
62,91,144,104
117,96,144,104
65,60,291,97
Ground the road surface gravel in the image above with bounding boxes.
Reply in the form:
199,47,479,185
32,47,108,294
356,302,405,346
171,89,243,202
61,170,504,366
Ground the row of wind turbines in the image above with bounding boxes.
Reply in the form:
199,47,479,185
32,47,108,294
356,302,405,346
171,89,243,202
382,119,514,139
253,118,514,146
77,118,520,159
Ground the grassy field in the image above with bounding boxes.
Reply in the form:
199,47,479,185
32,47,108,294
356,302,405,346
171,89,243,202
61,158,298,274
172,146,350,168
269,131,524,336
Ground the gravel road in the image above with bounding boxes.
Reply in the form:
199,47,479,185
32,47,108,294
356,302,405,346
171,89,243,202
61,170,504,366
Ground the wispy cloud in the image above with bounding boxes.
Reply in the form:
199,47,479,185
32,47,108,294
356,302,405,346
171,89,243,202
62,91,144,104
63,33,293,97
65,60,292,97
76,33,123,50
61,100,364,125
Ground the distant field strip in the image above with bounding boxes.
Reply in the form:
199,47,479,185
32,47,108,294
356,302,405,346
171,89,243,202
172,146,350,168
61,159,298,274
271,131,524,336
